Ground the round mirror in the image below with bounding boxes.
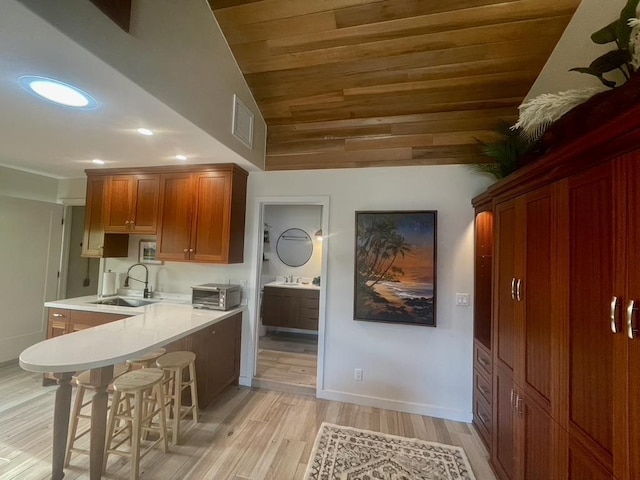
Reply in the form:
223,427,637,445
276,228,313,267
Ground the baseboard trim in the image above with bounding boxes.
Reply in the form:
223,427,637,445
317,388,473,423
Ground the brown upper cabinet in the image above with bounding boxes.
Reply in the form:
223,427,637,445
156,165,248,263
82,175,129,258
103,174,160,234
83,164,248,263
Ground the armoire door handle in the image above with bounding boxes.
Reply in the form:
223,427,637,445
511,278,516,300
611,296,620,333
628,299,639,339
516,279,522,301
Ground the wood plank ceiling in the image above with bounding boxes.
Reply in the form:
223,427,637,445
210,0,580,171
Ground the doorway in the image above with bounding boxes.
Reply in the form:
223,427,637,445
252,198,328,395
63,206,99,299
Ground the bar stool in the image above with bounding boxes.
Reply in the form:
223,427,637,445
155,351,199,445
104,368,168,480
65,363,131,467
126,348,167,369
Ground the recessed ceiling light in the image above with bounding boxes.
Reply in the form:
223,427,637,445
92,159,105,165
175,155,187,161
137,128,154,136
18,75,98,109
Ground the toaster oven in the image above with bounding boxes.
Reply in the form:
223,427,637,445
191,283,241,311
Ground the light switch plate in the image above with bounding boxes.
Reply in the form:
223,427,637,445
456,293,470,306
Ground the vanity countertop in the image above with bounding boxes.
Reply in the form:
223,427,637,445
264,280,320,290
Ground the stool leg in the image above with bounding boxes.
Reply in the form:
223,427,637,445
103,390,121,473
64,384,85,467
172,368,182,445
131,391,143,480
154,383,169,453
188,361,199,424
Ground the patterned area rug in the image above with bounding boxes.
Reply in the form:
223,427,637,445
304,422,477,480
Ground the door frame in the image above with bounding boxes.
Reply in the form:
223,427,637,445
249,195,329,395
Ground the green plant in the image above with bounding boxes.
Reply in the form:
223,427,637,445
470,122,532,180
571,0,640,87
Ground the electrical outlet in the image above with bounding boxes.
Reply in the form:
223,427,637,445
354,368,363,381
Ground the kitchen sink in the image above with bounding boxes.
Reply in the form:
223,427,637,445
90,297,155,308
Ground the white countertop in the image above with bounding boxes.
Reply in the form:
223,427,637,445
20,301,243,373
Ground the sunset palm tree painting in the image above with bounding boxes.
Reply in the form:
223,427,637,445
354,211,437,326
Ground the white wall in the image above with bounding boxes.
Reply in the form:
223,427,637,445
526,0,627,99
0,165,59,203
246,166,492,421
20,0,266,169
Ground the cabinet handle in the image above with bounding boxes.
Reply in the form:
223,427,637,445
516,279,522,301
184,249,189,253
517,395,524,415
479,385,490,395
479,413,489,424
478,357,489,367
189,248,194,252
611,296,620,334
211,330,216,335
52,313,65,317
511,278,516,300
628,300,638,339
510,389,516,408
125,220,130,225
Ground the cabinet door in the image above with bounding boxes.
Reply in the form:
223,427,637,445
619,153,640,480
83,176,108,257
104,175,133,232
190,171,231,263
519,393,554,480
494,200,519,374
208,314,241,401
520,187,553,411
130,174,159,234
157,173,194,261
563,162,615,475
262,287,298,328
493,365,516,480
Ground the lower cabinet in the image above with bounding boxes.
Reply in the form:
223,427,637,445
493,365,556,480
262,286,319,331
165,312,242,408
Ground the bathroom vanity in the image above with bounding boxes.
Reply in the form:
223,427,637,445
262,282,319,331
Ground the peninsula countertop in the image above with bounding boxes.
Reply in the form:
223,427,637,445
20,301,244,373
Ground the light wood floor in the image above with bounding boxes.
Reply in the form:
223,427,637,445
0,362,497,480
255,331,318,392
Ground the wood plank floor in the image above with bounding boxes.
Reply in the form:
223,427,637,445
0,362,497,480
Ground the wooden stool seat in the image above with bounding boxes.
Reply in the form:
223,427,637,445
64,364,131,467
155,351,195,369
156,351,199,445
126,348,167,369
104,368,168,480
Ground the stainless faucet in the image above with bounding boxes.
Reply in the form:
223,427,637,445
123,263,151,298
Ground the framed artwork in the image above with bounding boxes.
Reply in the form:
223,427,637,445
354,210,437,327
138,240,162,265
